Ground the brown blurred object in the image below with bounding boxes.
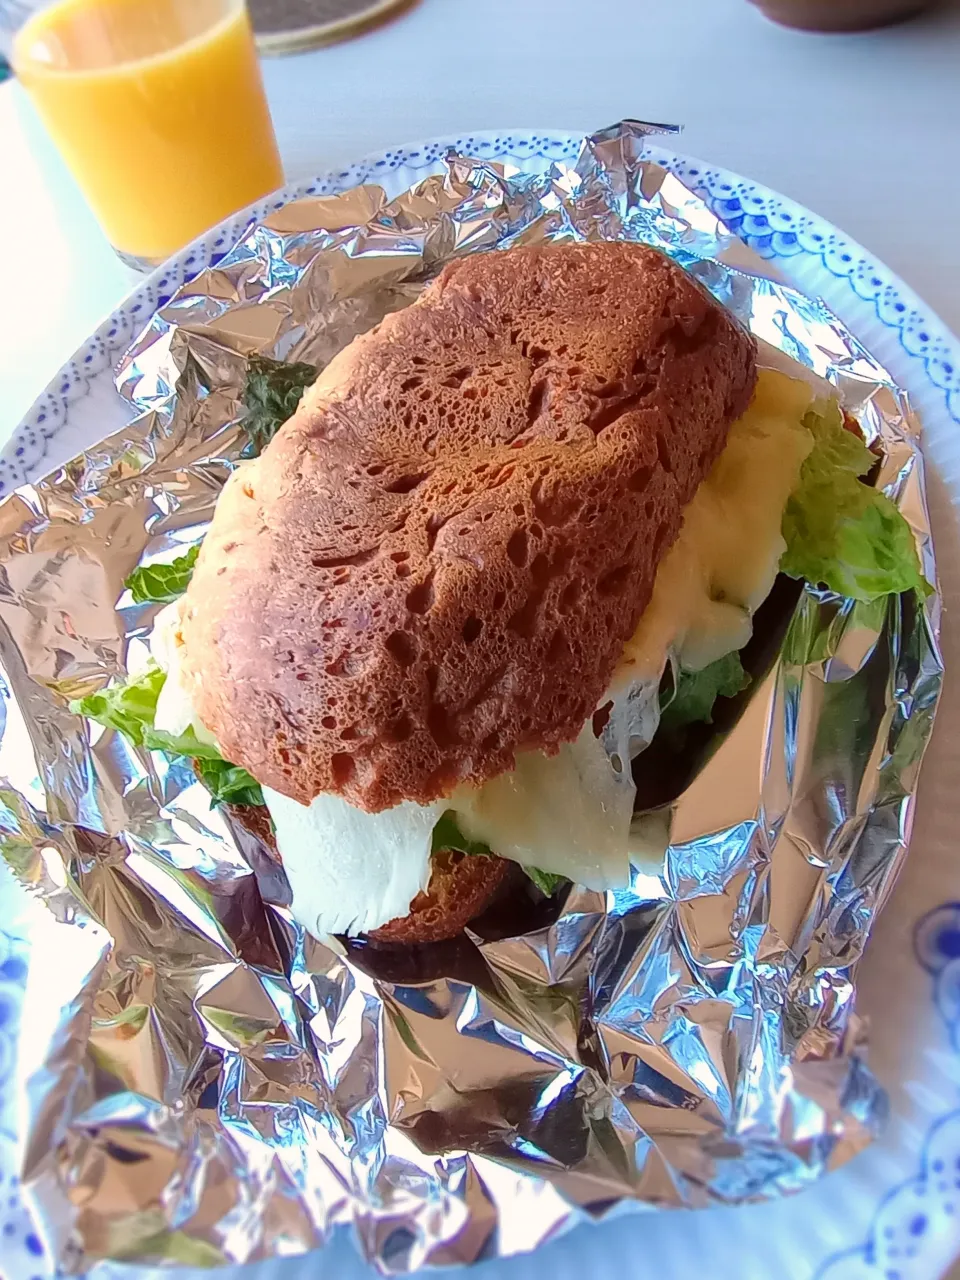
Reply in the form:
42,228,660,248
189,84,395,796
249,0,418,52
751,0,936,30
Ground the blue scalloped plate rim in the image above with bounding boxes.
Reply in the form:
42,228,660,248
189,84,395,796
2,130,960,1280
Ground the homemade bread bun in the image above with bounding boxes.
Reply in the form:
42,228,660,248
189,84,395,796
225,800,513,944
182,241,756,812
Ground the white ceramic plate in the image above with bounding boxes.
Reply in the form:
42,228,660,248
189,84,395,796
2,131,960,1280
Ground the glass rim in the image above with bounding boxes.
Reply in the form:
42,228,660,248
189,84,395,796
12,0,248,81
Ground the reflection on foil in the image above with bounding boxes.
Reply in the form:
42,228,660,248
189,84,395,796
0,121,942,1274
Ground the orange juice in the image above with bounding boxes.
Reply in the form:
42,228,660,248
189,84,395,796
13,0,284,264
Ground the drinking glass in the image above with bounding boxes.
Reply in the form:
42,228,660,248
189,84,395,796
13,0,284,268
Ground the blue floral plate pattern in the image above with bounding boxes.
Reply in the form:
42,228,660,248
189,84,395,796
1,131,960,1280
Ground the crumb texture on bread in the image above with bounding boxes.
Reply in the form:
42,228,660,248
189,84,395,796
183,241,757,810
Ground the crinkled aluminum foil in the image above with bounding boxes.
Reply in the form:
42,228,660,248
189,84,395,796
0,121,943,1274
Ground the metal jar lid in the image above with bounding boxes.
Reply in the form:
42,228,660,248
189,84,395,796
249,0,418,53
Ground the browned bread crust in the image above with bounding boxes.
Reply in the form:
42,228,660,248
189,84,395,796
367,848,513,945
183,241,757,811
225,801,512,944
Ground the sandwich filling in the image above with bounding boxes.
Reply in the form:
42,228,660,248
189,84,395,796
75,349,928,939
135,367,877,935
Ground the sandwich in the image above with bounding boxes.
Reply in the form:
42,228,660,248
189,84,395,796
75,241,929,944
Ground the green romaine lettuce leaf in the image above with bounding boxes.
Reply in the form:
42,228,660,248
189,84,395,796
658,651,751,737
242,355,318,457
70,664,165,747
143,725,223,760
523,867,567,897
192,757,264,808
780,404,930,602
431,810,493,857
72,667,263,808
124,546,200,604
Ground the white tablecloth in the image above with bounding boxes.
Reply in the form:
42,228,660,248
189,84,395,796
0,0,959,445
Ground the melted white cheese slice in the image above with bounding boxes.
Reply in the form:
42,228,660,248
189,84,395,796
263,786,443,937
150,600,217,746
449,716,640,891
614,367,815,683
